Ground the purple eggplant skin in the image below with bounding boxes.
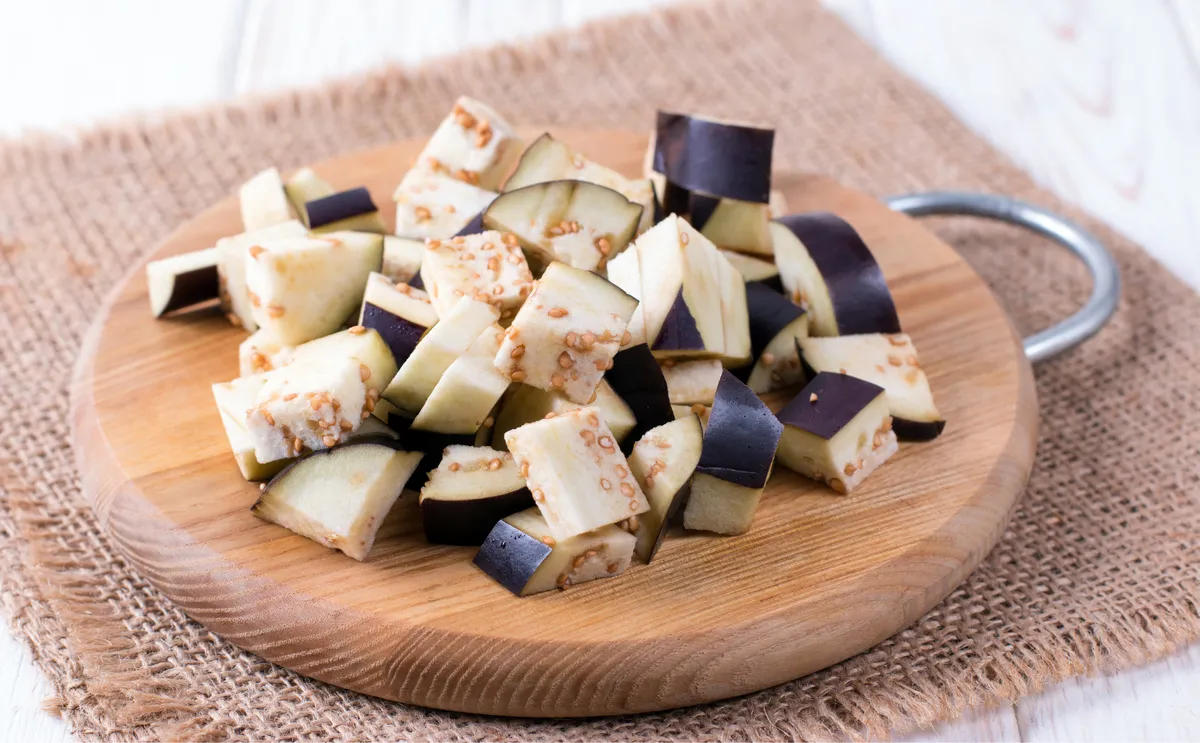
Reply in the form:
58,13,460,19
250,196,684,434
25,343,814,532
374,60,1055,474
305,187,379,230
752,274,785,294
774,212,901,335
653,111,774,204
407,271,425,290
421,488,534,546
776,372,885,440
696,370,783,489
659,180,691,219
606,344,676,455
157,264,219,316
360,302,429,367
687,192,720,230
745,283,805,359
653,289,706,352
473,519,553,596
454,211,486,237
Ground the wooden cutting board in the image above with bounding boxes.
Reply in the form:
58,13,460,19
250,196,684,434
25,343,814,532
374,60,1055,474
70,128,1038,718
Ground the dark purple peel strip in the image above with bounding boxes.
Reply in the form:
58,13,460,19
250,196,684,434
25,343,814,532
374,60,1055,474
654,111,774,203
696,370,783,488
652,289,706,352
776,372,885,441
473,520,552,596
159,265,219,315
305,187,379,230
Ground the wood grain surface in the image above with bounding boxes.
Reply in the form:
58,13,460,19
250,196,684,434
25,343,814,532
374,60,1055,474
68,128,1038,717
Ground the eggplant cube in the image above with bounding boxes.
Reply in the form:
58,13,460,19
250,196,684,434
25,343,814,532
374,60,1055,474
635,215,748,364
661,359,724,406
776,372,898,494
393,169,498,239
419,445,532,546
382,296,500,415
474,508,636,596
251,438,423,561
603,247,646,346
797,332,944,440
627,415,704,563
494,261,637,404
411,325,510,436
239,167,293,231
417,96,523,191
381,235,425,284
490,380,636,449
505,133,657,234
146,247,219,318
283,167,335,227
238,328,294,376
212,374,289,482
305,187,388,235
246,327,398,462
216,219,308,331
690,192,773,257
504,407,650,540
483,180,644,273
358,272,438,367
244,231,384,345
682,370,783,535
739,282,809,393
418,230,534,319
605,343,676,452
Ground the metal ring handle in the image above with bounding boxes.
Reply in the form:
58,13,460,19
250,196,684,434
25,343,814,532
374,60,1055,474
886,191,1120,364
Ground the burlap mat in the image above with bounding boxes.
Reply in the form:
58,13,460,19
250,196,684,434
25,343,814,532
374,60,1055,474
1,1,1197,740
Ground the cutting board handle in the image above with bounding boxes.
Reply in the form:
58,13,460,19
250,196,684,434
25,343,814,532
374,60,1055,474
887,191,1120,363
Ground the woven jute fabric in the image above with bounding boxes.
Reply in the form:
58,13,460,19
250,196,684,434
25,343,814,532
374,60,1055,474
1,0,1197,740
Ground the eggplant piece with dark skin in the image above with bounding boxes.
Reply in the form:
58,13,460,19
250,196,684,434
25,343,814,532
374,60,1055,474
306,187,387,234
473,508,637,596
147,248,220,317
796,332,944,440
455,211,486,236
626,415,704,563
358,273,438,367
733,283,809,393
775,372,898,494
651,111,775,204
682,370,783,535
419,446,533,546
652,289,707,353
771,213,900,337
606,343,676,454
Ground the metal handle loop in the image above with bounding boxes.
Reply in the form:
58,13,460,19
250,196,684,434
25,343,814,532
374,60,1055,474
886,191,1120,363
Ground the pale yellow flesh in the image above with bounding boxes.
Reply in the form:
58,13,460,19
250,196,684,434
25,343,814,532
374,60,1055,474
215,219,308,332
359,272,438,328
661,359,724,405
381,236,425,284
776,394,898,494
420,445,523,502
490,380,636,450
412,325,510,434
627,416,704,561
682,473,765,535
504,508,636,595
769,222,837,337
797,333,942,423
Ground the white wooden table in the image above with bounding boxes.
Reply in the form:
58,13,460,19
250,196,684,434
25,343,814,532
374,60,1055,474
3,1,1199,741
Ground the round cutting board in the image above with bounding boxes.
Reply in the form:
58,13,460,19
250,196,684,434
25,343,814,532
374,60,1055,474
71,129,1038,717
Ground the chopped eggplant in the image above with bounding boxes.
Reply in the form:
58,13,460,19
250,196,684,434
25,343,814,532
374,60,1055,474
246,327,398,462
411,325,510,437
416,96,524,191
690,191,773,256
483,180,643,273
736,283,809,393
474,508,636,596
381,236,424,283
382,296,499,415
720,248,783,292
419,445,532,545
211,374,288,482
284,167,335,227
797,333,944,440
146,247,219,317
251,437,423,561
650,111,774,204
770,213,900,336
635,215,748,364
504,406,650,540
672,403,711,428
490,380,636,450
661,359,723,406
626,415,704,563
238,328,294,376
305,187,387,234
216,219,308,332
239,167,293,231
775,372,898,494
493,261,637,404
602,246,647,346
605,343,676,453
504,133,657,234
358,272,438,366
418,229,534,319
393,169,498,239
244,231,383,345
682,370,783,535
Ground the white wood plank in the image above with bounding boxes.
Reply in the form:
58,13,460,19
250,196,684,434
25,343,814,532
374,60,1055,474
0,0,247,136
0,630,71,743
1017,643,1200,742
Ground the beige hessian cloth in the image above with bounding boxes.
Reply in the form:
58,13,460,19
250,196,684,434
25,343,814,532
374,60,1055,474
1,0,1197,740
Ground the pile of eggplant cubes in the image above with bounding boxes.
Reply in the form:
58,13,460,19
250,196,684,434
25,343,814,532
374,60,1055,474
147,97,944,596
